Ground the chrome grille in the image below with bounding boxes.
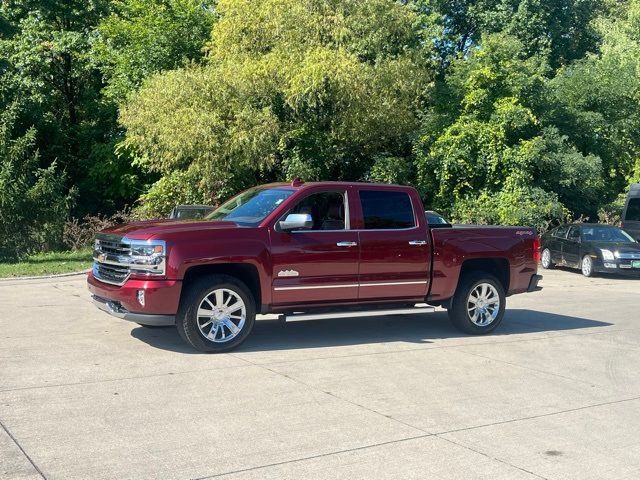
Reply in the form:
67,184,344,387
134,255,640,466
96,238,131,256
93,235,131,285
94,263,129,284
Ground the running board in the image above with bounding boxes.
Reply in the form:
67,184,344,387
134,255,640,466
280,304,435,322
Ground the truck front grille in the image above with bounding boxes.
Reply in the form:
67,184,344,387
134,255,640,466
94,263,130,285
93,235,131,285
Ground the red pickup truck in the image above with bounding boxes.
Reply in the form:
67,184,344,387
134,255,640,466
88,181,542,352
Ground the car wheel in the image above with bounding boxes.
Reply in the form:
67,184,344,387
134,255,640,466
581,255,595,277
541,248,554,269
177,274,256,353
448,273,506,335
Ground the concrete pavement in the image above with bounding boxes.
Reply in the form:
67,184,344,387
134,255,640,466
1,268,639,479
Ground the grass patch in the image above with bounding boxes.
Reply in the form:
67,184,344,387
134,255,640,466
0,249,92,278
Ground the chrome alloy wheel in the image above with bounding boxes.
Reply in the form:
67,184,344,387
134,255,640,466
467,283,500,326
582,256,593,277
541,248,552,268
196,288,246,343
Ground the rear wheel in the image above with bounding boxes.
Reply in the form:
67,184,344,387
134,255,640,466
448,273,505,335
177,274,256,353
541,248,554,269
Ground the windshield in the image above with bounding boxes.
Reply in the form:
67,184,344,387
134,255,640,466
581,226,636,243
426,212,449,225
206,187,294,225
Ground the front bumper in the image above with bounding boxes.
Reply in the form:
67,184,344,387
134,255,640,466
87,271,181,326
92,295,175,326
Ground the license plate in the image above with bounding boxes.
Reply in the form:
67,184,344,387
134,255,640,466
633,261,640,269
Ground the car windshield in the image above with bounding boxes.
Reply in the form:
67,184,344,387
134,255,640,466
206,187,294,225
581,226,636,243
426,212,449,225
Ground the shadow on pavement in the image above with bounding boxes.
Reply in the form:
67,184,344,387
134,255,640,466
551,266,640,280
131,309,611,354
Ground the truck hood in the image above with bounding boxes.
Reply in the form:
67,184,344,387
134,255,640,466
100,219,240,240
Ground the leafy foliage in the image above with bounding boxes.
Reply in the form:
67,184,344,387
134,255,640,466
0,105,74,260
121,0,432,213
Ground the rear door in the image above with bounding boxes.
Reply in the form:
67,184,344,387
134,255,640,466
355,188,431,301
269,188,360,307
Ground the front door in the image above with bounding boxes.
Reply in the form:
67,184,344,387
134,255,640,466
355,189,431,301
270,189,360,307
563,225,582,267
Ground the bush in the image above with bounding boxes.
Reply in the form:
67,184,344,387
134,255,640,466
452,181,569,232
63,211,133,251
0,106,75,261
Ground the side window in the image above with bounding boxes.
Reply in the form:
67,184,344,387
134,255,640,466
553,226,569,239
359,190,415,230
567,226,580,241
287,191,346,230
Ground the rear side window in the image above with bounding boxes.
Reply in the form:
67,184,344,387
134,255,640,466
553,226,569,239
625,198,640,222
359,190,415,229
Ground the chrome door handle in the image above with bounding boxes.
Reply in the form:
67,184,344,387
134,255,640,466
409,240,427,246
336,241,358,247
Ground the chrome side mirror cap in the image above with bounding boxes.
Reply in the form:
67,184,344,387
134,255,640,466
279,213,313,231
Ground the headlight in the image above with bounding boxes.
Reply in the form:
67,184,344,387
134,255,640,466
600,249,615,261
127,239,166,275
130,242,164,257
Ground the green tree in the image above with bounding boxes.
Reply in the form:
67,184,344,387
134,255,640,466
415,33,603,225
0,0,140,216
547,0,640,203
93,0,217,103
121,0,434,215
0,104,74,260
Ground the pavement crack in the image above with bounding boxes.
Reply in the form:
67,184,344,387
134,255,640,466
228,353,428,435
435,395,640,436
434,434,549,479
455,349,598,386
193,433,433,479
0,417,47,480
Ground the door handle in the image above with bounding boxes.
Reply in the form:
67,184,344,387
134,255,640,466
336,241,358,247
408,240,427,246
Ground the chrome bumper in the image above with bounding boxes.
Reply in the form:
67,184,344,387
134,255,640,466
92,295,175,326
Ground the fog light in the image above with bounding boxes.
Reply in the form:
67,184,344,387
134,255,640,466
137,289,145,306
604,263,617,269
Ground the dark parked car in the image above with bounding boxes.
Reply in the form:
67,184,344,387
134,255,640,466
425,210,451,228
622,183,640,241
169,205,215,220
540,223,640,277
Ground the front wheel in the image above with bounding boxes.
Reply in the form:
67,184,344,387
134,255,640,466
177,274,256,353
581,255,595,277
448,274,506,335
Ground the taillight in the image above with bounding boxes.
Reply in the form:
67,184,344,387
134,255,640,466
533,236,541,263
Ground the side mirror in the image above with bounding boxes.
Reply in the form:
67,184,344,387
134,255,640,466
279,213,313,231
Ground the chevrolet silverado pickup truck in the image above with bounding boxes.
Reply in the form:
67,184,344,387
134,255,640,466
88,180,542,352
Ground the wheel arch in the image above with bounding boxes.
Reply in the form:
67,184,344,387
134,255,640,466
181,263,262,312
458,257,510,294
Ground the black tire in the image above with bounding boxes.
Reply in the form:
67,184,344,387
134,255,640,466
448,273,506,335
541,248,554,269
176,274,256,353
